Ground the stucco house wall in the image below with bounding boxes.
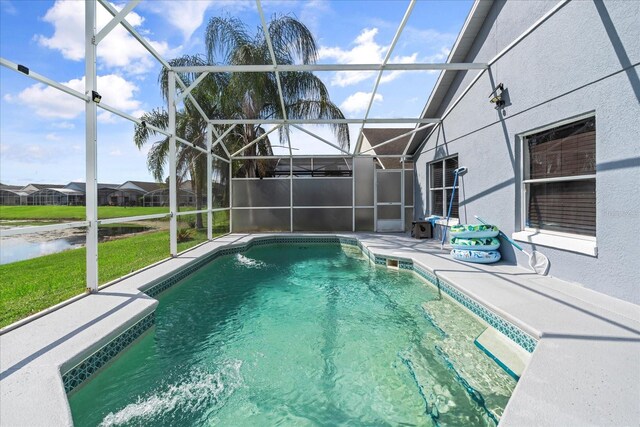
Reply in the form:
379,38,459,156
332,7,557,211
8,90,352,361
413,0,640,303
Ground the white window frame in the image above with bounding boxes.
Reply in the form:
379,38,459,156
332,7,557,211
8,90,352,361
514,113,597,256
428,154,459,219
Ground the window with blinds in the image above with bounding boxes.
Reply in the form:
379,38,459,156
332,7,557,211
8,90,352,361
429,155,459,217
523,116,596,236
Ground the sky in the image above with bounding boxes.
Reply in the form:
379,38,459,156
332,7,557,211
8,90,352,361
0,0,473,186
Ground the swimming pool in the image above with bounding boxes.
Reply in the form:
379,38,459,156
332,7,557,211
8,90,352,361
68,242,517,426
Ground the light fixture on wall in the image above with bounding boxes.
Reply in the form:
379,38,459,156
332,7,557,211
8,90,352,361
91,90,102,104
488,83,505,109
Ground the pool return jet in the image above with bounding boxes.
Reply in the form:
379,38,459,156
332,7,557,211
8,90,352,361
440,166,468,249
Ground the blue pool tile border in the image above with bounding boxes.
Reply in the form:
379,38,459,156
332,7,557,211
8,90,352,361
412,263,537,353
62,312,155,393
62,235,537,394
344,247,537,354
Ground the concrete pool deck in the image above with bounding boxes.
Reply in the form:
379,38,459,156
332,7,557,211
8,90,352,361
1,233,639,426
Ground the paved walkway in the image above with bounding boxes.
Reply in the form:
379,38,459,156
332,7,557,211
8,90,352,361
1,233,638,426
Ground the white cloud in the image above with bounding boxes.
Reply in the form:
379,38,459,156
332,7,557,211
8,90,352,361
27,145,48,159
340,92,382,115
300,0,331,34
319,28,418,87
45,133,62,141
141,0,258,43
109,149,123,156
141,0,213,40
8,74,141,120
1,1,17,15
36,1,171,74
402,27,457,51
379,52,418,83
11,82,84,119
130,109,147,120
98,111,117,124
52,121,75,129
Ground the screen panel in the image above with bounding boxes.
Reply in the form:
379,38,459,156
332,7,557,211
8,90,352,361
231,208,290,232
377,171,401,203
232,179,290,207
354,157,374,206
404,170,414,205
355,208,374,231
292,178,352,207
293,208,352,231
377,205,401,220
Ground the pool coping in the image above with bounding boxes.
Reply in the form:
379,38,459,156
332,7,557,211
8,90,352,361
1,232,639,426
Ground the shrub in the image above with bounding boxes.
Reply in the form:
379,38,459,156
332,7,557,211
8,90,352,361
177,228,193,243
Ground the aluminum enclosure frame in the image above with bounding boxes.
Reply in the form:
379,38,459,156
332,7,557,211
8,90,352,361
0,0,487,292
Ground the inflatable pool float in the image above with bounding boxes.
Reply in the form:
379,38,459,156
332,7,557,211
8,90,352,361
451,249,501,264
450,237,500,251
450,224,499,238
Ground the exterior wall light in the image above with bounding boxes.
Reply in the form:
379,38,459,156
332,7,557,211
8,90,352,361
91,90,102,104
489,83,505,109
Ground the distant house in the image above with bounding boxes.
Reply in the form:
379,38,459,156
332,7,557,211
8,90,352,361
142,187,196,207
108,181,165,206
0,184,29,205
0,180,209,207
4,183,83,206
26,188,85,206
64,182,119,206
20,183,65,195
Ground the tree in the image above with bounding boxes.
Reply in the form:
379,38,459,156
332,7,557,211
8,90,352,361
205,14,350,177
134,56,228,229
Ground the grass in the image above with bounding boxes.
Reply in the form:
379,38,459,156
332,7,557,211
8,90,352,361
0,206,170,221
0,228,227,328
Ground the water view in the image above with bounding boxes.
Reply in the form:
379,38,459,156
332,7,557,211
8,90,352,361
0,225,151,265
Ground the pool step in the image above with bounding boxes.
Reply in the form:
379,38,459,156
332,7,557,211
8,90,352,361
400,343,471,424
421,300,517,421
475,328,531,379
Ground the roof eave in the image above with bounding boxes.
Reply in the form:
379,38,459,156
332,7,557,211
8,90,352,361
406,0,494,156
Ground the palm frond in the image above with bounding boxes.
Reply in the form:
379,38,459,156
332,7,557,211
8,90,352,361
286,100,350,150
134,109,169,149
206,16,251,64
147,140,170,182
268,15,318,65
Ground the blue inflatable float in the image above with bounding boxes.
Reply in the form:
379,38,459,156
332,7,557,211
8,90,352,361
451,249,502,264
450,237,500,251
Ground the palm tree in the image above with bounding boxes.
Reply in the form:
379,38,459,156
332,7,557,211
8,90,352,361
205,14,350,177
133,55,228,228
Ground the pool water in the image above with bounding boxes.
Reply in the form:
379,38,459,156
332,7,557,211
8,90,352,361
69,244,516,426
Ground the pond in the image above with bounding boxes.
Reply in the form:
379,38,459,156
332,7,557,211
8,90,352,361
0,225,151,265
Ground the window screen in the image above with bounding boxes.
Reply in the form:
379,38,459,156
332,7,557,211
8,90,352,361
429,155,458,217
524,117,596,236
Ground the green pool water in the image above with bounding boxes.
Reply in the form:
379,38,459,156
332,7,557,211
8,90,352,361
69,244,516,426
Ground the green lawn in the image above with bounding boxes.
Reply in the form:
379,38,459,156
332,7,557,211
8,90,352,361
0,206,170,221
0,229,221,328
